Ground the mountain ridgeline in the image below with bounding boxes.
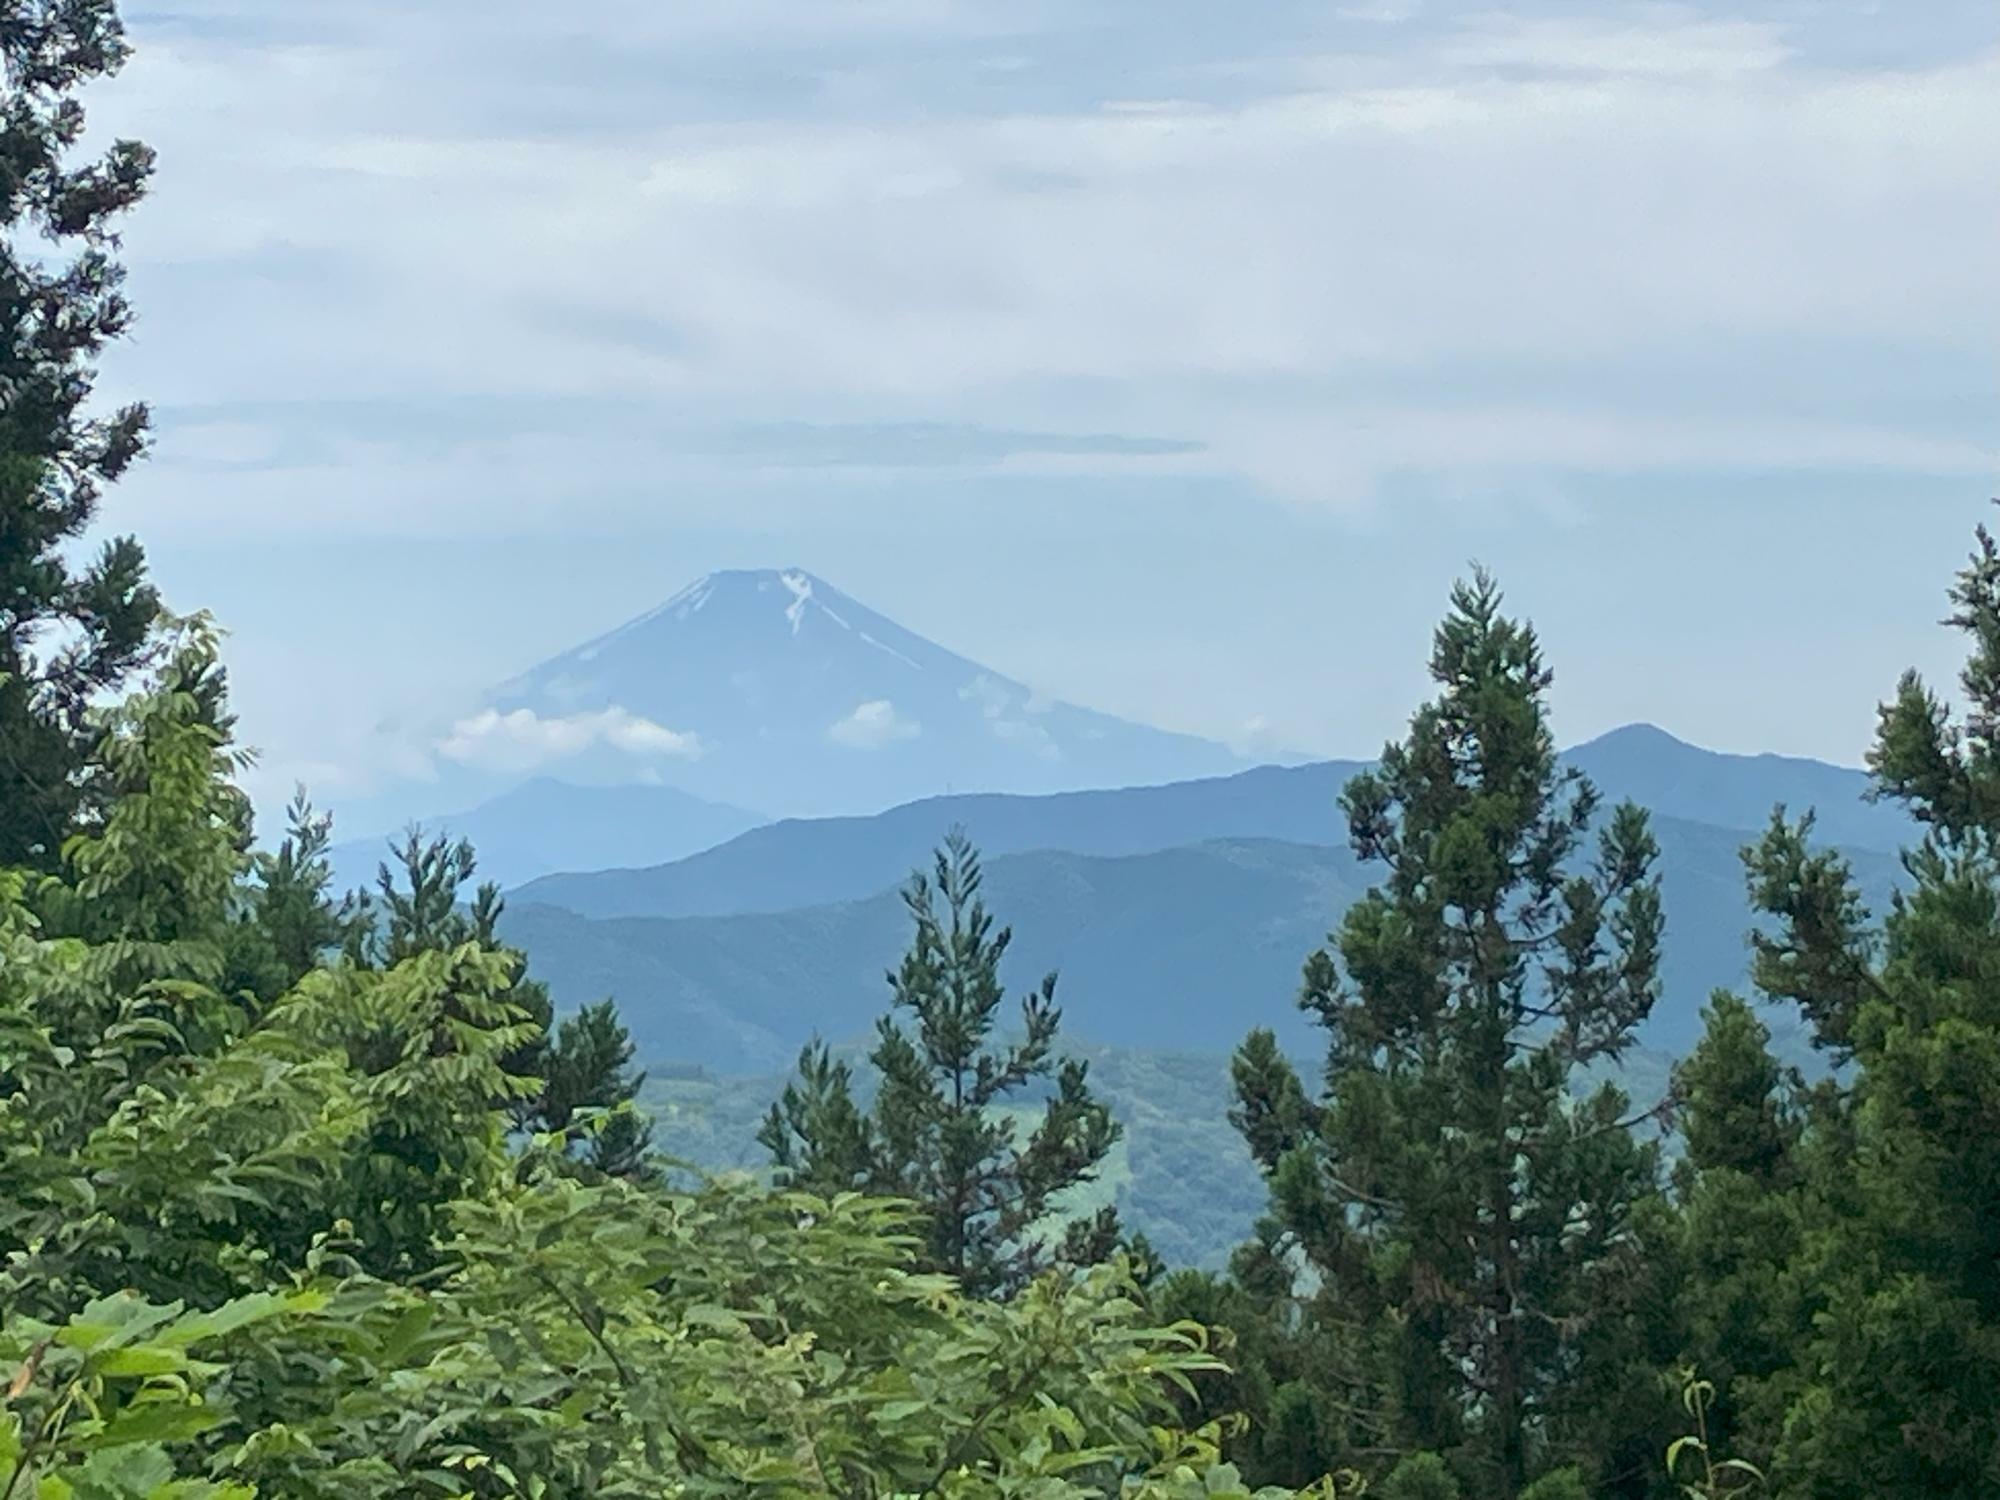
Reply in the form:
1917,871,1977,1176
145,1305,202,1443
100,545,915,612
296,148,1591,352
511,720,1910,921
489,723,1911,1075
335,562,1907,907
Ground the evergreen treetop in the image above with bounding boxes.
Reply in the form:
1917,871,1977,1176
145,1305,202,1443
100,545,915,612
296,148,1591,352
1,0,162,869
1733,503,2000,1497
1228,570,1670,1498
763,828,1123,1299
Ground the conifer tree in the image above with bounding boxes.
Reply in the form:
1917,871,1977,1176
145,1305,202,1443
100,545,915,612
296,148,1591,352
762,829,1123,1299
1738,507,2000,1498
530,998,654,1179
225,788,366,1003
1674,993,1799,1186
355,828,653,1178
1229,571,1669,1497
1152,1256,1368,1490
1,0,163,869
1668,992,1809,1479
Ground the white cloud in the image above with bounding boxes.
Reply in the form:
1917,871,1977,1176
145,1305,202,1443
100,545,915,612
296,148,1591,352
610,714,707,756
956,675,1063,758
959,674,1013,718
1440,12,1793,78
436,706,704,771
824,704,924,752
1228,716,1280,756
95,1,2000,547
990,716,1063,761
828,699,922,748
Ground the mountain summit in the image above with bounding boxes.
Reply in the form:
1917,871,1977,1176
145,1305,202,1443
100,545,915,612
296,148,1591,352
441,568,1250,816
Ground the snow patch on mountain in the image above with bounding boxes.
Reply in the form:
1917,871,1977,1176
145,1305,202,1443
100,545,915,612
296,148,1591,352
859,631,922,670
672,577,716,619
780,569,814,634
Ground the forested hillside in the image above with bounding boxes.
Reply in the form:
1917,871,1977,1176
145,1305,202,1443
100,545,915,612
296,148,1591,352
509,726,1910,922
636,1045,1277,1272
499,821,1901,1072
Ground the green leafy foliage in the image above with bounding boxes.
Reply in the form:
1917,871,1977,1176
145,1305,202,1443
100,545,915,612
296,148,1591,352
0,1285,320,1500
1514,1470,1589,1500
1378,1452,1463,1500
349,828,655,1183
0,618,1320,1499
1663,1373,1764,1499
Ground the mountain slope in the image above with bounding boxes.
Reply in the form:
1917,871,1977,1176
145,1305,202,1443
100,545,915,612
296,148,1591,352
514,725,1910,921
513,759,1368,919
498,819,1904,1076
637,1044,1273,1271
1566,723,1911,853
498,838,1363,1074
455,568,1251,817
327,778,764,895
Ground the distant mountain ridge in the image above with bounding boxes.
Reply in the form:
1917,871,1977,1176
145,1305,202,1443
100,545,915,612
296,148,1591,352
514,723,1913,921
499,818,1904,1076
1564,722,1905,851
512,758,1365,919
472,723,1918,1274
327,779,764,895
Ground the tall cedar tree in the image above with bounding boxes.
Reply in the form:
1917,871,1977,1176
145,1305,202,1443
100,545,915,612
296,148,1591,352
761,829,1122,1299
1734,505,2000,1497
355,828,654,1180
1,1,162,869
1229,572,1669,1498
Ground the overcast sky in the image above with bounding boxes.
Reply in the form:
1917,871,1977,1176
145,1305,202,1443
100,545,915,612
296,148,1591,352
90,0,2000,811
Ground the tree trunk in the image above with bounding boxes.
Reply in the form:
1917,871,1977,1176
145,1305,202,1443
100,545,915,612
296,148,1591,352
1490,1143,1526,1499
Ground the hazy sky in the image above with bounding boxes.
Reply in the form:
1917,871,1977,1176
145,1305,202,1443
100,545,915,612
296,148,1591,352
91,0,1999,810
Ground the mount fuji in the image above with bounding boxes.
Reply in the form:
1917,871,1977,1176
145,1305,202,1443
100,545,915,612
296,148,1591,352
423,568,1257,820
